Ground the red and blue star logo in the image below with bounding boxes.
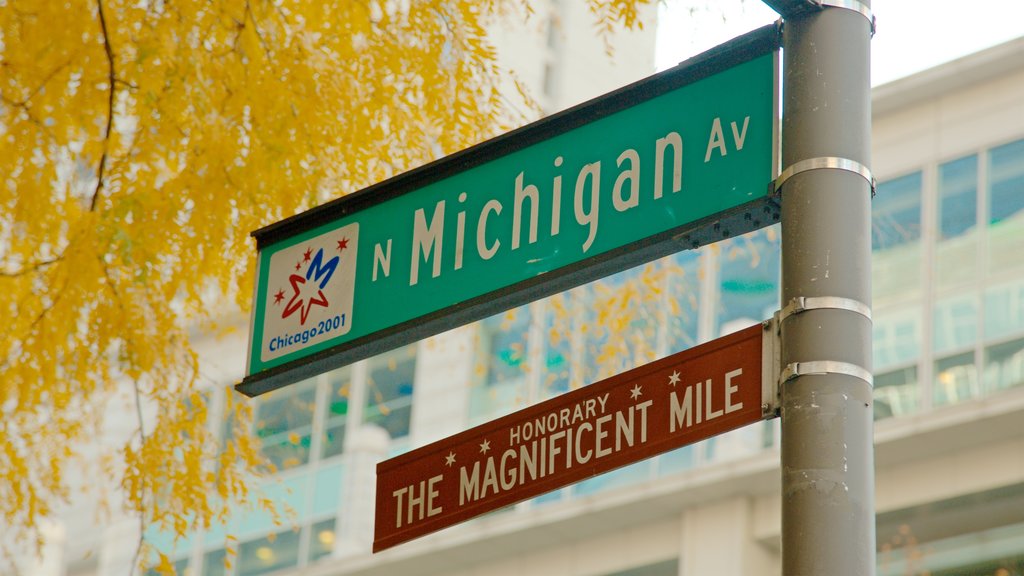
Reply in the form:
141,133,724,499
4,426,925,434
272,238,349,325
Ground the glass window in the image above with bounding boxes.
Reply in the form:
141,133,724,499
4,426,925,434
658,445,696,476
321,368,350,460
873,172,923,251
984,337,1024,395
933,295,978,355
254,378,317,472
937,155,978,240
666,250,701,355
584,265,662,383
873,307,922,371
873,172,924,304
988,138,1024,226
575,460,651,496
715,226,780,337
936,155,980,287
873,366,919,420
237,529,300,576
470,307,531,423
987,138,1024,274
308,518,336,563
542,295,571,399
933,352,978,407
364,346,416,441
985,280,1024,342
202,549,227,576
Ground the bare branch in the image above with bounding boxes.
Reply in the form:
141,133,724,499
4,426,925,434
90,0,118,213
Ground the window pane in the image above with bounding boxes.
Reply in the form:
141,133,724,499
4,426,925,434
873,307,922,371
987,138,1024,274
938,155,978,240
542,295,571,399
988,138,1024,225
984,337,1024,394
933,295,978,355
873,172,923,303
471,307,530,424
364,346,416,440
321,367,350,460
933,352,978,407
985,279,1024,342
715,226,780,337
575,460,651,496
202,549,227,576
584,265,662,383
237,529,300,576
308,518,336,563
666,250,701,354
873,172,923,250
873,366,919,420
254,379,317,471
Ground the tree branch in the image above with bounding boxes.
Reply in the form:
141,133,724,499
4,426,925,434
0,256,62,278
90,0,117,213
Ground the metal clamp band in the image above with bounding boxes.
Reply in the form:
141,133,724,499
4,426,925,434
772,156,876,197
817,0,876,35
778,296,872,325
780,361,874,387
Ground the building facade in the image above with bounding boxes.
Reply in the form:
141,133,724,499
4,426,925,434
55,24,1024,576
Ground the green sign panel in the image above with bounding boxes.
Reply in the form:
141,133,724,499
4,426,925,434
241,27,780,396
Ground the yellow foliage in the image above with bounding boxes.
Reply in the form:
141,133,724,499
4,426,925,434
0,0,654,569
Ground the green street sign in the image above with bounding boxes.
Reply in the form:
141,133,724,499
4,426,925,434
240,26,780,396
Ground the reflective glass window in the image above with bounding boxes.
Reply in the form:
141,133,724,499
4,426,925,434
933,351,979,407
202,548,227,576
666,250,701,354
988,138,1024,226
873,172,924,303
542,295,572,399
873,172,923,250
715,226,780,337
873,307,922,371
985,280,1024,342
987,138,1024,274
471,307,530,422
933,295,978,355
308,518,337,563
321,368,351,460
364,346,416,441
237,528,300,576
873,366,919,420
937,155,978,240
253,378,317,471
984,337,1024,394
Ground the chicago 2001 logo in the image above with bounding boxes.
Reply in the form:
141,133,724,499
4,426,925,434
261,223,359,362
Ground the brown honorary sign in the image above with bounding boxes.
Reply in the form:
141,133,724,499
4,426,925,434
373,323,774,552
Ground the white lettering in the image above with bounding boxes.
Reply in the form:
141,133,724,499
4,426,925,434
477,199,502,260
373,240,391,282
613,149,640,212
513,172,539,250
574,162,601,253
410,201,445,286
705,117,728,162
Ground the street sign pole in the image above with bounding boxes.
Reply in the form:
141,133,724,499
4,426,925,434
775,2,876,574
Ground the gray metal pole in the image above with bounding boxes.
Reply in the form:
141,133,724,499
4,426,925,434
779,3,875,575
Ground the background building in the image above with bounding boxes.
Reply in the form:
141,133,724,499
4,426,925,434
47,19,1024,576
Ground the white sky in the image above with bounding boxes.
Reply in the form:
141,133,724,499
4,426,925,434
655,0,1024,85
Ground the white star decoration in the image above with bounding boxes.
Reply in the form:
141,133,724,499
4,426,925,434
630,384,643,400
445,452,456,467
479,439,491,454
668,370,681,386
